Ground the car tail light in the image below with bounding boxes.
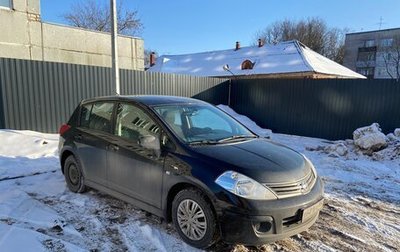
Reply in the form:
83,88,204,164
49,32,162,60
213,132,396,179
59,124,71,136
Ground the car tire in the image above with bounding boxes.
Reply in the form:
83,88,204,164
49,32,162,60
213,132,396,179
172,188,218,249
64,155,86,193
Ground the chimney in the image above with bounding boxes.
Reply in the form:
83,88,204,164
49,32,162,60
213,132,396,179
235,41,240,50
258,39,264,47
150,52,156,67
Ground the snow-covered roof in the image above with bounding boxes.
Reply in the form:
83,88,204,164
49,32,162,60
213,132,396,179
147,40,366,79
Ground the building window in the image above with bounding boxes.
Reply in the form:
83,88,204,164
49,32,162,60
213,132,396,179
241,60,255,70
382,52,392,60
0,0,12,8
357,51,376,61
356,67,375,79
380,38,394,47
365,40,375,47
377,68,387,77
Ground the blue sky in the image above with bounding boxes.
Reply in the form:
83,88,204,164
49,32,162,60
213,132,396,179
41,0,400,55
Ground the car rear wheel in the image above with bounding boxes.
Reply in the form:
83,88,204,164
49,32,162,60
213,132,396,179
172,188,218,249
64,155,86,193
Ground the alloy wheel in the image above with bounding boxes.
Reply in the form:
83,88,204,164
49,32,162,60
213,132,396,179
177,199,207,241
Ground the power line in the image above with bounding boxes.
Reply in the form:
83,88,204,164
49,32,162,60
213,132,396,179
376,16,386,30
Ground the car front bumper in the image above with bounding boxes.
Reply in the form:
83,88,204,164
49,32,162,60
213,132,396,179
216,177,324,245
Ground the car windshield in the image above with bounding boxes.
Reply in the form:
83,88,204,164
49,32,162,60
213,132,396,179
153,103,256,144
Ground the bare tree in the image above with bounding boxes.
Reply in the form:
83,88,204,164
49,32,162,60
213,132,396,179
63,0,143,36
381,36,400,81
254,17,347,64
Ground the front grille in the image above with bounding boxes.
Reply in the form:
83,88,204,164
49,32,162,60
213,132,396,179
264,171,316,199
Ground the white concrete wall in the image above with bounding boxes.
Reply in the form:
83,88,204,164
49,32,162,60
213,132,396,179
0,0,144,70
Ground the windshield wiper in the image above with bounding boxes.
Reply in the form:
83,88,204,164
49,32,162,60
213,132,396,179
188,139,219,145
217,135,257,143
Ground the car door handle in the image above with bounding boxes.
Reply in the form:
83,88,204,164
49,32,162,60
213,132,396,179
74,134,83,140
109,144,119,151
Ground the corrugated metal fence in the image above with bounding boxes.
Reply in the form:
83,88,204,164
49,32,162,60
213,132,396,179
0,58,228,132
1,57,399,139
230,78,400,140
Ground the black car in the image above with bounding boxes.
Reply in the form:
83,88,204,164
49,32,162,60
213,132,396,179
59,95,324,249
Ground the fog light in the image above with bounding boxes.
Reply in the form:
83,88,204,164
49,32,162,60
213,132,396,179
253,217,273,234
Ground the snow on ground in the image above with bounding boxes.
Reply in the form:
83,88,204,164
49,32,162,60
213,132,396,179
0,118,399,251
0,130,58,181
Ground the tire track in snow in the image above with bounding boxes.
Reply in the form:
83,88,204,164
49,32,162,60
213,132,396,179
0,169,58,182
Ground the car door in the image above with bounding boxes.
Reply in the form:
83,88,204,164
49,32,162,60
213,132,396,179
107,102,165,208
74,101,115,186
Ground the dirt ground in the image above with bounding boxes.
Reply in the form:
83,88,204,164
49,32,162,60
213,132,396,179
24,182,398,252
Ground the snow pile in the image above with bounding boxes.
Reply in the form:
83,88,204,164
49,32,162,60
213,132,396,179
0,130,59,181
307,124,400,161
0,131,84,251
217,105,272,138
395,128,400,137
0,130,58,158
324,142,348,157
306,142,349,157
387,128,400,142
353,123,388,152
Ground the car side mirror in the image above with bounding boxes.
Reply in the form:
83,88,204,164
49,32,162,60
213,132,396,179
139,135,160,151
161,134,175,152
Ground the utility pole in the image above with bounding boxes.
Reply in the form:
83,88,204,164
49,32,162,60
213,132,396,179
377,16,386,30
111,0,120,95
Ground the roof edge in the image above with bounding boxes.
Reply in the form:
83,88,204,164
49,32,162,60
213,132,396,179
346,27,400,36
293,41,315,72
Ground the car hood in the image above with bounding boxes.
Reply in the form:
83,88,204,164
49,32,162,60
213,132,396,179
192,138,311,184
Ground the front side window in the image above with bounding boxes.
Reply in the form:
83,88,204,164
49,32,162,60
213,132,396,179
0,0,12,8
153,104,254,144
114,103,160,143
80,102,114,132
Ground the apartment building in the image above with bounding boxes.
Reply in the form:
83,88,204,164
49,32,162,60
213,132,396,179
343,28,400,79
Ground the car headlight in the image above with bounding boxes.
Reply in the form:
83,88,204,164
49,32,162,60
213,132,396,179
215,171,278,200
302,154,317,177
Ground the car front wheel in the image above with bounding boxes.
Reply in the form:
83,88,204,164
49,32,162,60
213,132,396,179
172,188,218,249
64,155,86,193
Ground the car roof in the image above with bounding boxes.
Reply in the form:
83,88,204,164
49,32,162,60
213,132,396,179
81,95,207,106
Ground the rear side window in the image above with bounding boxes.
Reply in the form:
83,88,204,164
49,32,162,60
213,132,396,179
80,104,92,128
67,104,82,127
80,102,114,133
